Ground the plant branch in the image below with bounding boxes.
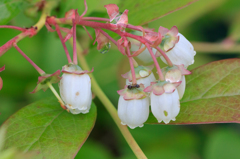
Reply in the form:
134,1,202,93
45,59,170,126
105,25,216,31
69,38,147,159
146,43,165,81
126,45,137,84
13,44,45,74
0,1,58,57
0,25,26,31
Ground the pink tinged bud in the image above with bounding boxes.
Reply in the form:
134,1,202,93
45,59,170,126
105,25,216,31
104,4,119,22
159,26,179,51
118,96,149,129
65,9,76,19
116,10,128,29
177,75,186,99
59,64,92,114
160,33,196,68
150,89,180,124
94,29,111,54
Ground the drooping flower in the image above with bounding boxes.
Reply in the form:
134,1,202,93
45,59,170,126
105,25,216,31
122,65,156,88
159,26,196,67
161,64,191,99
117,84,149,129
59,64,93,114
144,81,181,124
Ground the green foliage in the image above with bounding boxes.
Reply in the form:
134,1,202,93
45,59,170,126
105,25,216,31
0,0,26,25
119,0,198,25
204,129,240,159
2,97,97,159
147,59,240,124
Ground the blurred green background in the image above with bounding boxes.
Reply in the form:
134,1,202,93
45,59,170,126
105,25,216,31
0,0,240,158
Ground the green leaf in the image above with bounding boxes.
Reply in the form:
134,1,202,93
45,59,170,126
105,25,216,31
0,0,26,25
2,97,97,158
58,0,119,18
119,0,198,25
146,58,240,124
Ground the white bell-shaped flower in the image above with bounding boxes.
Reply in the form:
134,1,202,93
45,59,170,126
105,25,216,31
151,89,180,124
117,84,149,129
60,64,92,114
144,81,181,124
118,96,149,129
160,33,196,67
126,72,156,88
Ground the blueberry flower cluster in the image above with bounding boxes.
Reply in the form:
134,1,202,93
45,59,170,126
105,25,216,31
117,26,195,128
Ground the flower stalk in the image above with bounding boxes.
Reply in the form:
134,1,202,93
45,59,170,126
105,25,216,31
146,43,165,81
69,38,147,159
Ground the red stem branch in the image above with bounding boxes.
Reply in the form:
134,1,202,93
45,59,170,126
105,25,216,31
0,25,26,32
99,29,117,46
155,46,173,67
82,17,110,21
13,44,45,75
72,19,78,65
146,43,165,81
126,45,137,85
55,24,72,63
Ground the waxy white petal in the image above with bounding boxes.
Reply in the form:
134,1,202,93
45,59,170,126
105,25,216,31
161,33,196,68
151,90,180,124
177,75,186,99
60,73,92,114
118,96,149,129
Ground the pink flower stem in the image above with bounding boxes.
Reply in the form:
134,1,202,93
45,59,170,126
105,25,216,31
146,43,165,81
72,19,78,65
82,17,110,21
13,44,45,75
126,44,137,85
155,46,173,67
55,24,72,63
50,18,153,45
0,27,37,57
126,24,153,33
99,29,117,46
0,25,26,32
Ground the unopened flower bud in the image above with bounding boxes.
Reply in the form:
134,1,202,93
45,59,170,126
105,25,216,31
59,64,92,114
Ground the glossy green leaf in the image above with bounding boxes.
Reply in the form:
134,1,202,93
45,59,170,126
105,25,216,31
149,0,226,30
0,0,26,25
2,97,97,158
58,0,119,18
119,0,198,25
146,58,240,124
